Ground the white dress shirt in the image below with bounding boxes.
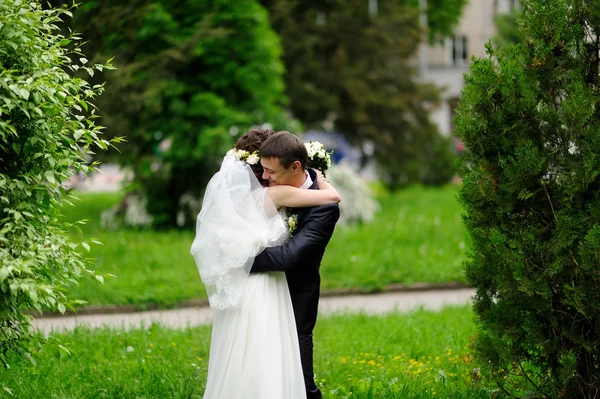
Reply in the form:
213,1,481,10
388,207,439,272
300,170,313,190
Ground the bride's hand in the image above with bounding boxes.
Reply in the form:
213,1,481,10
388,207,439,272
315,169,327,183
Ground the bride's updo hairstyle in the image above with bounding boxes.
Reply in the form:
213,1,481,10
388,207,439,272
234,127,274,186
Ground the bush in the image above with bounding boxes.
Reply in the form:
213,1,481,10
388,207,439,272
456,0,600,397
376,129,456,189
0,1,116,367
419,133,457,186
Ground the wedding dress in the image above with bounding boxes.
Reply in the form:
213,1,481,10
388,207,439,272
190,155,306,399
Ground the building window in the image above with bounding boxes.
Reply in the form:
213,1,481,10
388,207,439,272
368,0,378,17
452,36,468,65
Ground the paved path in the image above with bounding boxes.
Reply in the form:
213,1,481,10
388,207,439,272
32,288,475,336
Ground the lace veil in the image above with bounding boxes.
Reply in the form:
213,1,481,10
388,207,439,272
190,155,287,309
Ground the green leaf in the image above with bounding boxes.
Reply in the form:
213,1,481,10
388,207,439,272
81,242,90,252
19,89,30,100
0,223,11,234
0,268,9,282
44,171,56,184
57,303,66,314
57,344,71,356
23,353,36,367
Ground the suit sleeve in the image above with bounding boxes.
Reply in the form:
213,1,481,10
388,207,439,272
250,204,340,273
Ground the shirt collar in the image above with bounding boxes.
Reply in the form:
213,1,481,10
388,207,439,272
300,170,313,190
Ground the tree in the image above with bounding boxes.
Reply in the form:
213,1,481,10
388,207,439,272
494,7,521,50
407,0,469,42
261,0,462,188
456,0,600,397
50,0,294,227
0,1,116,367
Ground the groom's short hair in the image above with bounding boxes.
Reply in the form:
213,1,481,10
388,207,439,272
260,131,307,170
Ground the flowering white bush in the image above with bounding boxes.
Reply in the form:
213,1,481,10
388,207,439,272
101,194,153,229
177,192,203,228
326,163,379,226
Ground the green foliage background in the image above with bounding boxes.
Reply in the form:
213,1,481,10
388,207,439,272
262,0,464,188
50,0,294,227
52,0,468,207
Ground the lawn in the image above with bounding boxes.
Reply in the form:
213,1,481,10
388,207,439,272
323,185,470,291
62,185,471,308
2,306,493,398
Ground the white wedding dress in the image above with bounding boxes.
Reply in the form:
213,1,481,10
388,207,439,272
190,155,306,399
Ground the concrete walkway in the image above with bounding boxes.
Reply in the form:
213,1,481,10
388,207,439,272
32,288,475,336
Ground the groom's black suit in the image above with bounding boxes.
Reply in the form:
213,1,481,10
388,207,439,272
250,168,340,399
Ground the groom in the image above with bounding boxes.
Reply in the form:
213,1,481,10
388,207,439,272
250,131,340,399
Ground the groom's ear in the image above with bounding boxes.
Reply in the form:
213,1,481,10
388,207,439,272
290,160,302,173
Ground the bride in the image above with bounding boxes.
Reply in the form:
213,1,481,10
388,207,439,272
190,129,341,399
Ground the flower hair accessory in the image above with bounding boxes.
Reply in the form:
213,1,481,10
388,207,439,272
226,148,260,165
305,141,333,175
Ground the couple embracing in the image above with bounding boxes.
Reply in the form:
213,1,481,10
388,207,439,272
191,129,341,399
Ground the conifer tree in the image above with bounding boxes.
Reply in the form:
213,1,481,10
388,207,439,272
456,1,600,397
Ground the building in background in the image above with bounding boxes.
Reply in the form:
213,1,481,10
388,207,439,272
419,0,519,140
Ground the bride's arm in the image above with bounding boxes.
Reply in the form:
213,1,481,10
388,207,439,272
266,173,341,208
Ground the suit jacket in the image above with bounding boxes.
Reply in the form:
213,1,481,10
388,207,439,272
250,168,340,335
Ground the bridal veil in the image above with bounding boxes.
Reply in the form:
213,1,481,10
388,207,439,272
190,155,286,309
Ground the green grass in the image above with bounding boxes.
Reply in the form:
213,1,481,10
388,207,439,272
2,306,494,398
322,185,470,291
62,192,205,307
62,185,470,308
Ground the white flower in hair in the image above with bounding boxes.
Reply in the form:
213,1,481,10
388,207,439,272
246,153,260,165
226,147,260,165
